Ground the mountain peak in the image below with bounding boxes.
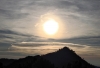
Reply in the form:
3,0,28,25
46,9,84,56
62,46,69,49
58,47,70,51
42,47,83,67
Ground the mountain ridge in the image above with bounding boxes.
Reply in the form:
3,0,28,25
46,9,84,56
42,47,88,67
0,47,98,68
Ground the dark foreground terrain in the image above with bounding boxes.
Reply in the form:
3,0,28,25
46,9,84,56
0,47,99,68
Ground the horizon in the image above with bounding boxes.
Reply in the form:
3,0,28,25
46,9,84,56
0,42,100,66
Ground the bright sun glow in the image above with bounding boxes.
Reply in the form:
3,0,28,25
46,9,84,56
43,19,59,35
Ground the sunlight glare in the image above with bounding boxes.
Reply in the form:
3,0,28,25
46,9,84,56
43,19,59,35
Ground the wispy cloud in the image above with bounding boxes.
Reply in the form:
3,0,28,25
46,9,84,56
8,42,100,59
56,36,100,46
0,0,100,38
0,29,45,43
0,0,100,45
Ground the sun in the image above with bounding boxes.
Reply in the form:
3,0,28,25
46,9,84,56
43,19,59,35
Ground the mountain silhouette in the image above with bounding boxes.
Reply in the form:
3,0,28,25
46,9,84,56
42,47,95,68
43,47,83,67
0,47,99,68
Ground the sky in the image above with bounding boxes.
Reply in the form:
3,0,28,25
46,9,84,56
0,0,100,66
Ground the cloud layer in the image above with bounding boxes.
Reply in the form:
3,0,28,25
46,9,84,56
0,0,100,38
0,0,100,48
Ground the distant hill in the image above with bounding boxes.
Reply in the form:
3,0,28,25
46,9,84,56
42,47,95,68
0,47,98,68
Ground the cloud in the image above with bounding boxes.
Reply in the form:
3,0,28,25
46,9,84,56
0,2,29,19
56,36,100,46
8,42,100,59
0,29,45,43
0,0,100,39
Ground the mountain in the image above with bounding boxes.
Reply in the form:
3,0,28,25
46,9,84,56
42,47,82,67
42,47,95,68
0,47,98,68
